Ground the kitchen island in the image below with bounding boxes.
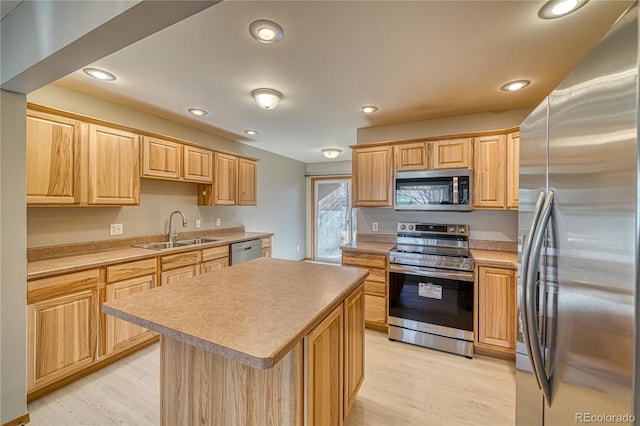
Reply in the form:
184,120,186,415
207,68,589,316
103,257,368,426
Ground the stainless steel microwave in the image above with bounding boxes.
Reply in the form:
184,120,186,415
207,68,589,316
394,169,472,211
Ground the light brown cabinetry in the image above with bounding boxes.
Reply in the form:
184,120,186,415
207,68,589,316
213,152,238,205
342,251,388,330
238,157,258,205
26,110,82,205
261,236,272,258
352,145,393,207
104,259,157,356
88,124,140,205
475,265,516,359
473,134,507,209
394,142,428,171
343,283,365,419
141,136,181,180
27,270,99,393
160,250,201,285
183,145,213,183
431,138,473,170
305,302,344,426
200,245,229,273
506,131,520,210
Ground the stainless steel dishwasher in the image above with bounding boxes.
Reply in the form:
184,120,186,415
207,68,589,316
230,239,262,265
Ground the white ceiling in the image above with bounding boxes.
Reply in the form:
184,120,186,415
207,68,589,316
54,0,632,164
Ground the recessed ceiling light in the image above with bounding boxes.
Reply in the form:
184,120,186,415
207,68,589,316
252,88,282,110
188,108,208,116
359,105,378,114
249,20,284,43
500,80,531,92
322,148,342,159
244,130,258,136
83,67,116,81
538,0,588,19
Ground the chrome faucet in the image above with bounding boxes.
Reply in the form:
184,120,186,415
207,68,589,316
168,210,187,243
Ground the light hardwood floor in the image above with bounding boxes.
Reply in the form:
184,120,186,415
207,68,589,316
28,330,515,425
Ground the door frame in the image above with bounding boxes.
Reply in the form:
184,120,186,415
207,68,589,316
310,176,353,261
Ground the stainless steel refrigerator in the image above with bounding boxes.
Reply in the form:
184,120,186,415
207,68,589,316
516,2,639,424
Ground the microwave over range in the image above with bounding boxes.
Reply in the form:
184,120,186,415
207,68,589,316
394,169,472,211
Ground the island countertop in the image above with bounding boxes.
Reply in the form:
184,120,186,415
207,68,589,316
102,257,368,370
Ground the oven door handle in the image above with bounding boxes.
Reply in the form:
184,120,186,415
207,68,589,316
389,264,474,282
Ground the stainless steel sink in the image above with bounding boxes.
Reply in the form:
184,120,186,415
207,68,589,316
133,238,220,250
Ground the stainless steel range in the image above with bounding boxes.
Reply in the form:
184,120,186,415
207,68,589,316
388,222,474,357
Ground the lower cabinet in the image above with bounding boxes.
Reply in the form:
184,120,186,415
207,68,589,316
475,265,517,358
261,236,272,258
27,270,99,394
160,250,201,285
342,251,388,330
305,282,364,425
200,245,229,273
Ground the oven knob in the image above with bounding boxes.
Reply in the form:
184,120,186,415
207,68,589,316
449,226,456,233
400,224,406,230
408,224,414,231
458,227,466,234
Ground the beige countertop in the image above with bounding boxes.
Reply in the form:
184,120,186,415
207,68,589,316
28,231,271,280
341,240,396,255
471,249,518,269
102,257,368,370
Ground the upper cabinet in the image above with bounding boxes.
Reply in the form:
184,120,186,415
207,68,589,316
394,142,428,171
87,124,140,205
26,108,140,206
141,136,212,183
473,134,507,209
238,158,257,205
26,110,82,205
506,131,520,210
213,152,238,205
352,145,393,207
431,138,473,170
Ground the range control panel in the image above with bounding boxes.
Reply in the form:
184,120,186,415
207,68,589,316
396,222,469,237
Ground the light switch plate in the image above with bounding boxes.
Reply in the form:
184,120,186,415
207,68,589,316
110,223,123,235
195,219,201,228
216,218,221,227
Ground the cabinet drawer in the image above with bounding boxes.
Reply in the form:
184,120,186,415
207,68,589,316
342,252,387,269
364,280,386,296
365,267,386,283
28,269,99,304
161,251,201,271
364,294,386,325
201,245,229,262
107,258,156,283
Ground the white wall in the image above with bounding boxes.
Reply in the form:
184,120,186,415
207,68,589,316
27,85,307,260
355,108,532,242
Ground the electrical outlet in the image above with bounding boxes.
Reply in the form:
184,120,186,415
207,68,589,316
216,218,221,227
109,223,123,235
372,222,379,232
195,219,201,229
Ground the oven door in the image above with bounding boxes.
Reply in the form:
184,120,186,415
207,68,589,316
389,265,474,336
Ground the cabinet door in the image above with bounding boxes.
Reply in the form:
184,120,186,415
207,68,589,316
343,284,365,419
161,264,199,286
506,131,520,210
87,124,140,205
141,136,181,180
261,236,272,258
214,152,238,205
352,146,393,207
105,275,156,355
26,110,81,205
364,294,386,326
477,266,516,350
183,145,213,183
238,158,257,205
431,138,473,170
473,134,506,209
27,289,97,392
394,142,428,171
201,258,229,273
305,304,344,426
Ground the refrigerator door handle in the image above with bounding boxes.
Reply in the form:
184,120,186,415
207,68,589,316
526,190,555,404
519,191,547,382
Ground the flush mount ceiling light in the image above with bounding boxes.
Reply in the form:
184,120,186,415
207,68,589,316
321,148,342,159
500,80,531,92
244,129,258,136
83,67,116,81
249,19,284,43
188,108,208,116
252,88,282,110
359,105,378,114
538,0,588,19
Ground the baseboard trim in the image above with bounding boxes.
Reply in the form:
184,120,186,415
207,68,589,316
2,413,30,426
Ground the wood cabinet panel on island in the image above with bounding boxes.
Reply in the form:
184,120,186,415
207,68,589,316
352,145,393,207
